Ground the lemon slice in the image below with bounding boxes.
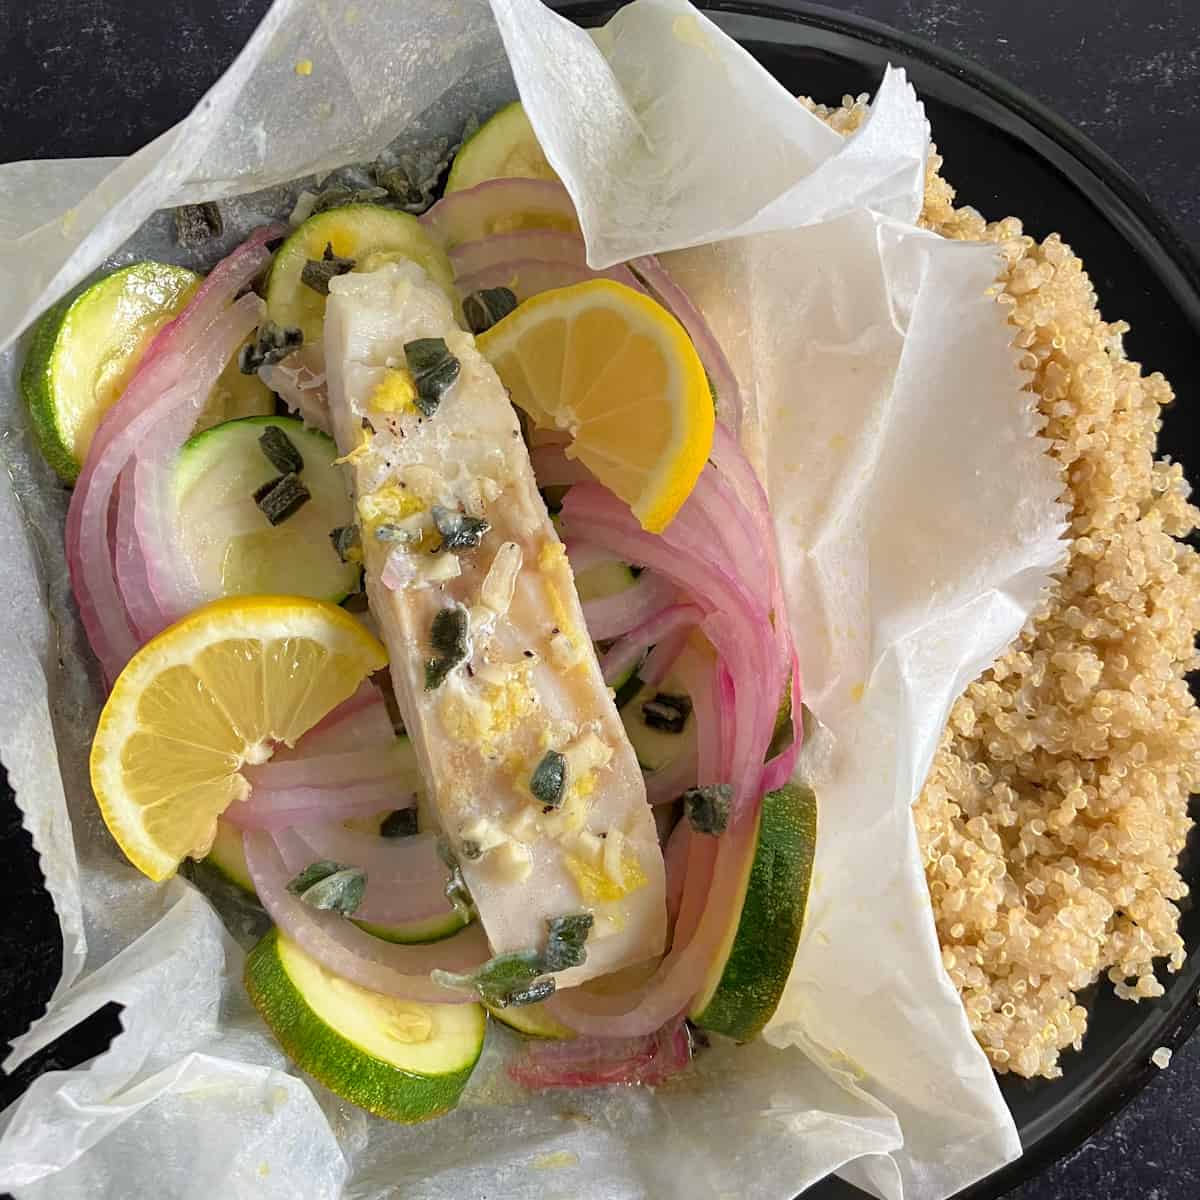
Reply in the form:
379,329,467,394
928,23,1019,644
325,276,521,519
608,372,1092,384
476,280,713,533
91,595,387,881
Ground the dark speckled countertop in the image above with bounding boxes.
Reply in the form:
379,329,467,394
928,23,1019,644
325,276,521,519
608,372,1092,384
1,2,1198,1198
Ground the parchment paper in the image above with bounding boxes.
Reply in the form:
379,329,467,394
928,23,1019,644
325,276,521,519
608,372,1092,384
0,2,1066,1197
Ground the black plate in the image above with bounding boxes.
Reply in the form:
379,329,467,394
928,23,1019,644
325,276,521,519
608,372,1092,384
552,2,1200,1197
2,4,1197,1199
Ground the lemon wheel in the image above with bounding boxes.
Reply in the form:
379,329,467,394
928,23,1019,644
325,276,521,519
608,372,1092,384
90,595,387,881
477,280,713,532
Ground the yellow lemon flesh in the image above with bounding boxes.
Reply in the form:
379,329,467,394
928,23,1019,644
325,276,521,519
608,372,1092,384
477,279,714,533
90,595,387,881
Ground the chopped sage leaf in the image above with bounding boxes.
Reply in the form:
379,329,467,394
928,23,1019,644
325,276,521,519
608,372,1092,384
642,692,692,734
433,950,546,1008
506,978,557,1007
239,320,303,374
173,202,223,247
436,836,476,921
301,241,356,296
463,286,518,335
379,808,419,838
425,604,470,690
298,867,366,915
683,784,733,836
329,524,361,563
543,911,593,972
372,165,424,209
293,184,389,223
431,505,490,552
403,337,460,416
374,522,417,544
258,424,304,475
529,750,567,809
286,860,345,894
254,472,311,526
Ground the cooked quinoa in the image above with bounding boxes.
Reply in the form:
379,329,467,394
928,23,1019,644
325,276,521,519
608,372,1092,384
808,94,1200,1079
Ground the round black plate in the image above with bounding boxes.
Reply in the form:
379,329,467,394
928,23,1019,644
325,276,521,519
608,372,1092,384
552,2,1200,1198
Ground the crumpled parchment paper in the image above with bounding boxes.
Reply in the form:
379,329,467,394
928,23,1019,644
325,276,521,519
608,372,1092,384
0,1,1066,1197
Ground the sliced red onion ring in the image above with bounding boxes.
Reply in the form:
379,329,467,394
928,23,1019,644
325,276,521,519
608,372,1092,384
629,255,744,435
599,603,702,689
420,178,580,248
113,465,160,642
225,779,413,831
639,625,690,689
455,258,643,304
243,830,487,1002
272,681,394,757
581,571,678,642
66,226,283,681
663,820,692,929
507,1017,692,1090
244,746,414,791
450,230,588,276
278,825,457,927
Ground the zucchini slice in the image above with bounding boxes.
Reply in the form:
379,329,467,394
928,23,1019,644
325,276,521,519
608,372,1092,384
21,261,272,483
689,783,817,1042
265,206,455,345
245,928,486,1122
172,415,360,603
446,101,556,193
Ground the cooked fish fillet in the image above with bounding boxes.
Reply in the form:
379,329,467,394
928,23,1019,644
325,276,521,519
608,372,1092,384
323,262,666,986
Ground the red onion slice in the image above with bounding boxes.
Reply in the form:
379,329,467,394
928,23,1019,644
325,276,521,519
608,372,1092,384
244,745,415,791
599,603,702,689
450,230,588,276
629,255,744,435
581,571,678,642
507,1017,692,1090
224,779,413,831
420,178,579,247
455,258,644,304
113,465,161,642
65,226,282,682
279,826,457,927
243,830,487,1002
278,682,394,757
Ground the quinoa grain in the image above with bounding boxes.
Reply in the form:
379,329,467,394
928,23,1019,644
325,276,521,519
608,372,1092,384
809,97,1200,1079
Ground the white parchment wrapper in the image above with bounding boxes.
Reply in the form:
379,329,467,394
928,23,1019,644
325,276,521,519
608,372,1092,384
0,1,1067,1197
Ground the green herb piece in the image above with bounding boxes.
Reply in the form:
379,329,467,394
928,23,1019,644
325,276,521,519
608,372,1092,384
543,912,593,972
239,320,304,374
373,165,424,209
287,860,345,894
403,338,460,417
379,808,419,838
431,505,490,552
374,522,416,545
505,978,557,1007
258,424,305,475
683,784,733,836
436,836,476,921
529,750,567,809
173,202,223,247
642,692,692,734
301,242,356,297
302,184,389,219
300,868,366,915
425,604,470,690
462,287,518,335
432,949,546,1009
254,472,311,525
329,524,361,563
